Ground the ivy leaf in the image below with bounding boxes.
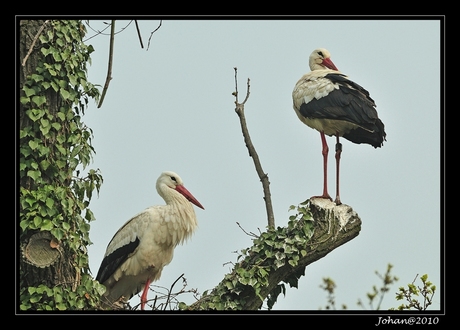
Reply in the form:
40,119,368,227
52,50,62,62
39,44,50,56
27,170,41,181
29,294,42,303
23,86,36,97
85,209,95,221
46,197,54,209
69,74,78,86
51,81,59,92
51,122,62,131
40,219,54,231
274,259,285,269
27,109,45,121
30,74,44,82
40,118,50,128
60,89,70,100
20,96,30,105
33,216,42,227
32,95,47,107
20,220,29,231
28,140,39,150
56,303,66,311
51,228,64,241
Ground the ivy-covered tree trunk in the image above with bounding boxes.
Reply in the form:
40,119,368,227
19,20,104,311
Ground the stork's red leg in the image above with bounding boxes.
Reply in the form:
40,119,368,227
140,278,151,310
334,133,342,205
312,132,332,201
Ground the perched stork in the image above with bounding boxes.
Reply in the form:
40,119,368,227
95,171,204,310
292,48,386,205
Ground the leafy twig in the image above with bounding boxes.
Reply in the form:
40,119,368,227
392,273,436,311
357,263,398,310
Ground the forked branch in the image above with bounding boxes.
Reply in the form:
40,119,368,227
233,67,275,228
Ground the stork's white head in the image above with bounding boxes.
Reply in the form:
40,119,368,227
309,48,338,71
156,171,204,209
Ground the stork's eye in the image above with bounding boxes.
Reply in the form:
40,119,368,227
317,51,324,57
171,176,177,182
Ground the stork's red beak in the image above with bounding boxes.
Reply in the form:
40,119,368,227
176,185,205,209
322,58,338,71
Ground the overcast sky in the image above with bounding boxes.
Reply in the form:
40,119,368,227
81,19,442,312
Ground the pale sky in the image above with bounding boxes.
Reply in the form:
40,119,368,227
82,19,442,311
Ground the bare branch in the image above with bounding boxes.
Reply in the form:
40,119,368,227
233,67,275,228
164,273,185,310
22,20,49,67
236,222,259,238
97,20,116,108
147,20,163,51
134,20,144,49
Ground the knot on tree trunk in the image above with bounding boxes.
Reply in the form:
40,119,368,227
21,231,62,268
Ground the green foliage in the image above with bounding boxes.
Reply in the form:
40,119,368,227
391,274,436,311
19,275,106,311
319,277,347,310
319,264,398,310
357,263,399,310
319,264,437,311
19,20,102,310
183,201,315,310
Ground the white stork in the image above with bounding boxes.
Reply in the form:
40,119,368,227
95,171,204,310
292,48,386,205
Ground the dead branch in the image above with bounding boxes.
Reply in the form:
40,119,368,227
233,67,275,228
97,20,115,108
236,222,259,238
147,20,163,51
134,20,144,49
22,20,50,67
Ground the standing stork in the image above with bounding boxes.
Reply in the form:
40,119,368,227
292,48,386,205
95,171,204,310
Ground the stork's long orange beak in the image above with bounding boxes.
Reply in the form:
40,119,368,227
176,185,205,209
322,58,338,71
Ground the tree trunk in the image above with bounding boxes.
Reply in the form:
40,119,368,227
19,19,78,292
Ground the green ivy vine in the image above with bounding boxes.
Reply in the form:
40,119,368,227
184,201,315,310
19,20,104,310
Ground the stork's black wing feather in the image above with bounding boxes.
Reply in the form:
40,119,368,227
299,73,386,147
95,237,140,284
325,73,376,104
342,117,386,148
299,74,377,124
